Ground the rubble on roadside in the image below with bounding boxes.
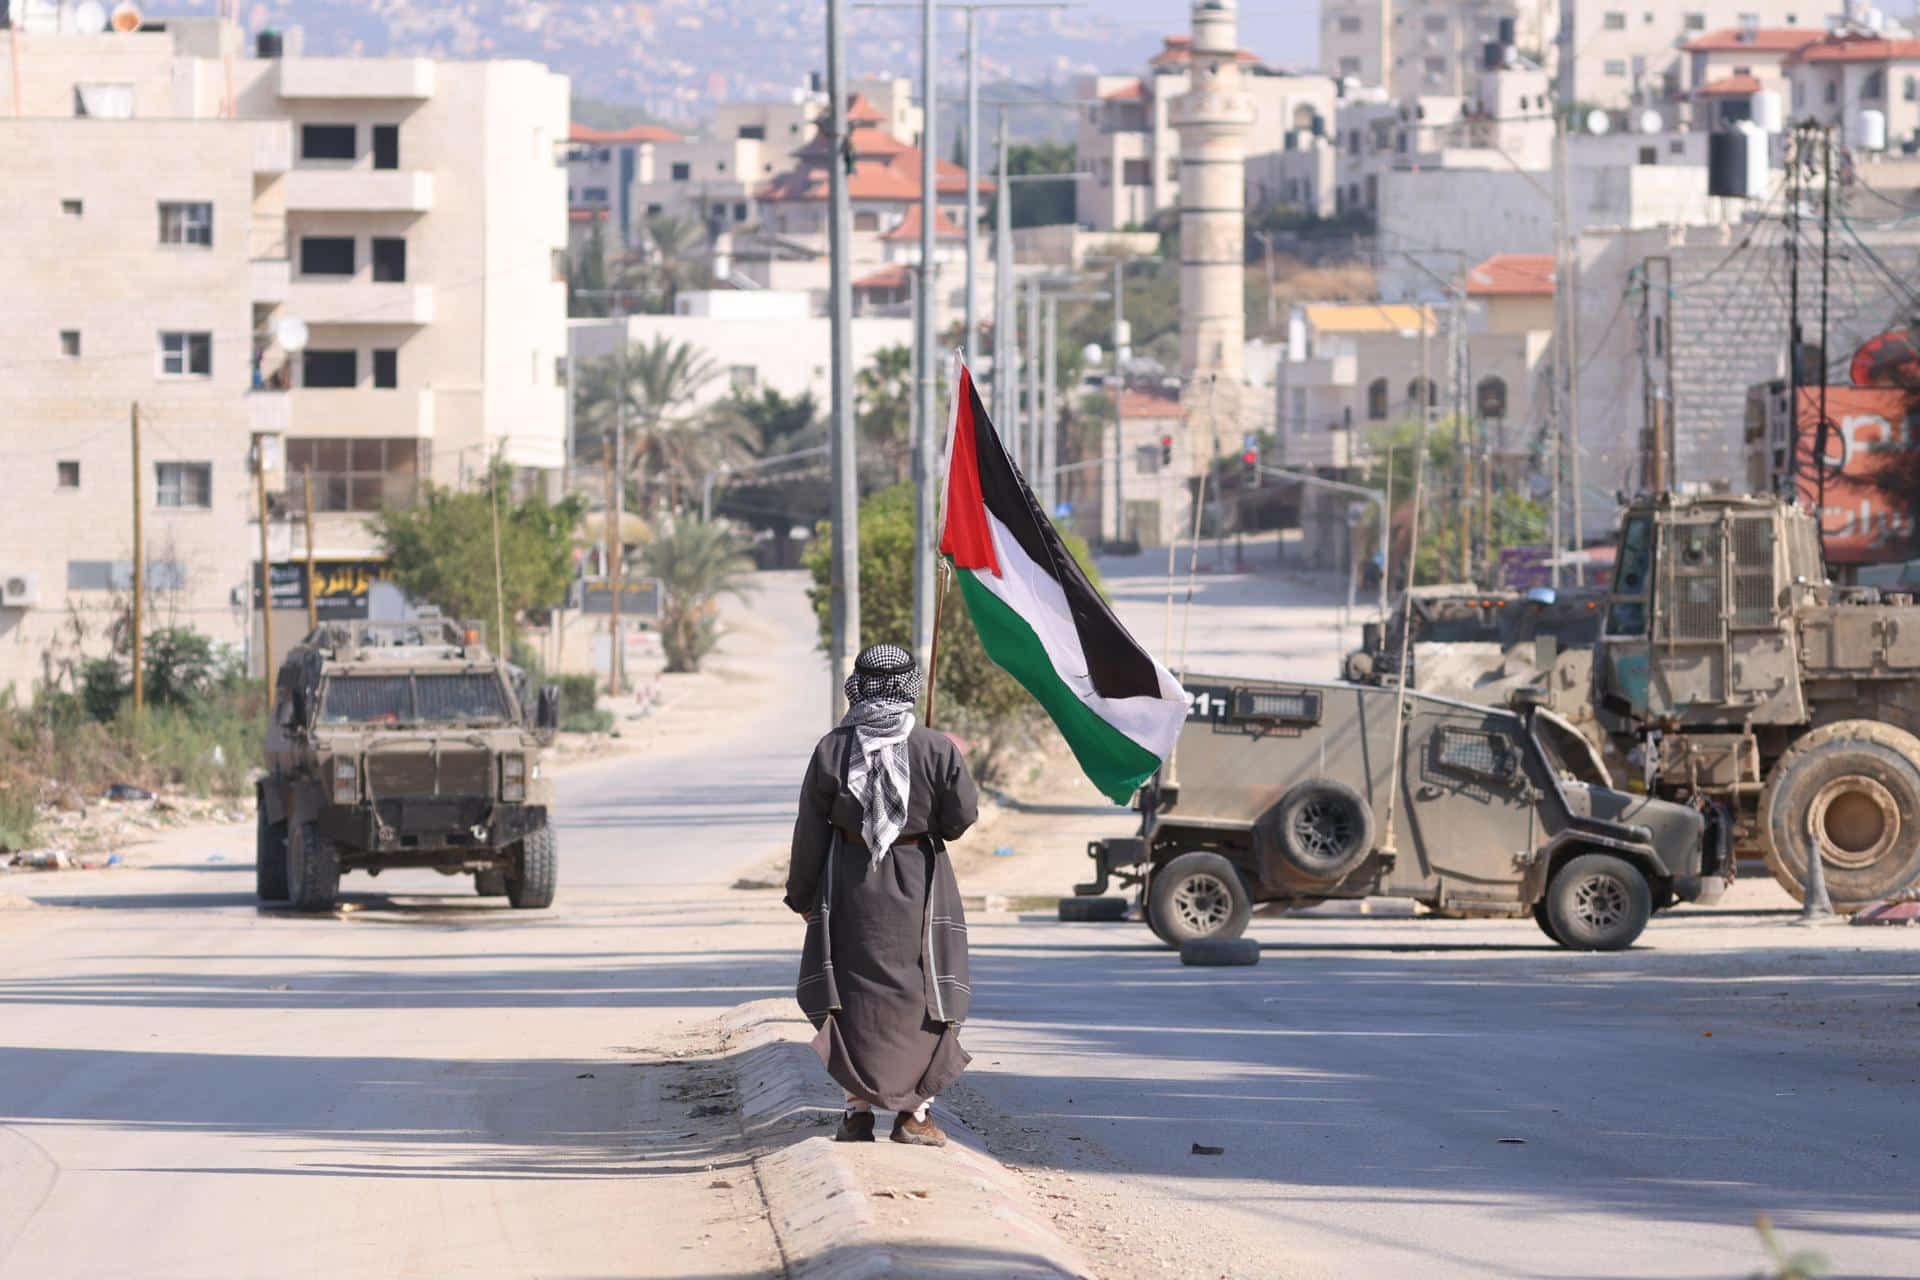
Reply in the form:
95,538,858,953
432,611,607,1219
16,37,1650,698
0,787,248,872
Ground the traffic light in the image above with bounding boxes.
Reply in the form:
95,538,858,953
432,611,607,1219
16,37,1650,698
1241,446,1261,486
1159,434,1173,466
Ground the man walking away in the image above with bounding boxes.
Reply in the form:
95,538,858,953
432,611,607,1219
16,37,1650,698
785,643,979,1146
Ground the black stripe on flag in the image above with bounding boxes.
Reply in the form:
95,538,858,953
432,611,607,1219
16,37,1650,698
963,377,1163,702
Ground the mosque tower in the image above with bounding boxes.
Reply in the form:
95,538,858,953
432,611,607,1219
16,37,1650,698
1172,1,1253,416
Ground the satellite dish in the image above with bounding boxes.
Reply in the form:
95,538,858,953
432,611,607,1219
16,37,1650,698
109,1,141,32
1636,109,1662,135
73,1,108,33
1585,108,1611,136
275,316,310,352
1082,341,1104,367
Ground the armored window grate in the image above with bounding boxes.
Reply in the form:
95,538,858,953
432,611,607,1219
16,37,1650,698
1731,516,1777,626
320,676,412,724
1230,687,1320,726
1433,727,1509,780
413,675,509,722
1662,523,1724,641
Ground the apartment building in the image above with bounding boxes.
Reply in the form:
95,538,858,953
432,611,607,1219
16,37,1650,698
1561,0,1819,107
1075,35,1337,231
0,18,568,693
1785,31,1920,152
567,122,680,249
1275,302,1442,472
1320,0,1555,97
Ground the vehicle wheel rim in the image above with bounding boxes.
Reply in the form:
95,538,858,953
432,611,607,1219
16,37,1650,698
1570,873,1627,932
1807,775,1900,871
1171,873,1232,933
1291,798,1355,861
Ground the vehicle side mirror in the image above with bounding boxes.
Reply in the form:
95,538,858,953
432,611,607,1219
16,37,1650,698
535,684,561,733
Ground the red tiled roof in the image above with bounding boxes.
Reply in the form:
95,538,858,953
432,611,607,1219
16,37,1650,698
1789,35,1920,64
1465,253,1555,297
882,204,966,241
1696,73,1763,97
1119,389,1181,420
855,264,910,290
764,119,996,205
570,122,681,144
847,92,884,124
1680,28,1821,54
1102,79,1147,102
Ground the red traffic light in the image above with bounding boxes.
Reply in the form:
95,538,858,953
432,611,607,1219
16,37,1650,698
1241,449,1258,466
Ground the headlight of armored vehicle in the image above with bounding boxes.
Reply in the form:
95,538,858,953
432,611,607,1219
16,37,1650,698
332,758,358,805
501,754,526,802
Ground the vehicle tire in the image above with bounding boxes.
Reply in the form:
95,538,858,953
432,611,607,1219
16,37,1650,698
1268,779,1375,885
255,803,289,902
1760,721,1920,910
1544,853,1651,951
1057,895,1128,922
1531,899,1562,945
1179,937,1261,967
474,869,508,897
1146,851,1251,947
286,822,341,913
506,825,557,909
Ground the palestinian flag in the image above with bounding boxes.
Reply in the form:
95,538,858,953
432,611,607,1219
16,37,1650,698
938,360,1187,803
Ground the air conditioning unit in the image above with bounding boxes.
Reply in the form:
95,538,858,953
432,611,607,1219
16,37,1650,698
0,572,40,608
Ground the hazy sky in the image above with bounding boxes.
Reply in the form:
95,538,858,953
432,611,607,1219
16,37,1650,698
1100,1,1321,71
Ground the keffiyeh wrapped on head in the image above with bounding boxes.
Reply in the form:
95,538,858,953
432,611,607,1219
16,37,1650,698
841,644,921,867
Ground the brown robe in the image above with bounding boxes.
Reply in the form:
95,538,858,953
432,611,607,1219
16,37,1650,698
786,724,979,1111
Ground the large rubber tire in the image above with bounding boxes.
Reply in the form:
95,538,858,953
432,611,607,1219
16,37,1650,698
1531,899,1562,945
255,803,289,902
474,869,508,897
1269,779,1376,885
287,822,341,913
1544,853,1652,951
1146,851,1251,947
1760,721,1920,910
1179,937,1261,967
1058,895,1128,922
506,825,557,909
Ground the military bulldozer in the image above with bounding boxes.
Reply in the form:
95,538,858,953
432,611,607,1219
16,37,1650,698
256,620,561,912
1592,493,1920,908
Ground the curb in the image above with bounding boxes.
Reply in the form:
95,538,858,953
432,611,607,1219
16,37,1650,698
721,1000,1094,1280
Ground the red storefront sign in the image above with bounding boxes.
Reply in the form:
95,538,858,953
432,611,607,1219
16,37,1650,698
1787,387,1920,565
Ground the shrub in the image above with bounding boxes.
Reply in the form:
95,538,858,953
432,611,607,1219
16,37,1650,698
143,627,226,708
560,709,615,734
556,673,600,721
80,657,129,724
641,516,757,673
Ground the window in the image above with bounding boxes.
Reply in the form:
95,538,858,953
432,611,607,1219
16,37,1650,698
738,123,765,140
1366,377,1389,421
1432,726,1516,782
1684,12,1706,29
1863,70,1886,101
1337,15,1361,32
302,349,358,388
1605,59,1628,77
1338,56,1361,76
1606,513,1654,636
158,200,213,247
1407,376,1435,408
373,349,398,389
1476,376,1508,419
301,124,356,161
1907,76,1918,103
61,197,82,216
1602,11,1626,30
59,330,80,358
287,437,423,512
1123,158,1152,185
671,162,691,180
1825,77,1838,104
581,185,610,202
73,83,133,118
1424,13,1446,31
158,331,212,377
372,123,399,170
57,461,80,489
1638,144,1658,164
155,462,212,509
300,236,355,276
854,210,879,231
729,364,759,391
371,237,407,283
733,201,748,221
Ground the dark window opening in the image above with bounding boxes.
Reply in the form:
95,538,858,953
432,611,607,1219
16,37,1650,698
372,123,400,170
287,437,423,512
371,237,407,283
671,162,691,180
373,348,398,389
57,460,80,488
300,123,357,161
303,349,358,388
300,236,355,276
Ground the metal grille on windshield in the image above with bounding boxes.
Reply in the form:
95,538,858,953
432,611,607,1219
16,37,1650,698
319,674,508,724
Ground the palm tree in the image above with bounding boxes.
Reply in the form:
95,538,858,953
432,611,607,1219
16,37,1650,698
641,515,757,672
574,336,749,510
856,345,913,484
642,213,714,311
720,386,824,458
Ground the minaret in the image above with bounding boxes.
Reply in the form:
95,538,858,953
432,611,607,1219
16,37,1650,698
1172,1,1253,418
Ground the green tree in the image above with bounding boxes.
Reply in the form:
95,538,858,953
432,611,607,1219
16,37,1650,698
857,344,913,484
375,467,585,634
804,485,1103,784
722,386,823,458
568,220,610,318
639,212,713,312
575,335,749,510
998,141,1076,228
641,515,757,672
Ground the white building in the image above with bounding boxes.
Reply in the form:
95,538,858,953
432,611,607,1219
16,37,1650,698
567,121,680,249
1276,302,1442,472
1784,30,1920,154
1560,0,1823,108
1320,0,1555,98
0,19,569,694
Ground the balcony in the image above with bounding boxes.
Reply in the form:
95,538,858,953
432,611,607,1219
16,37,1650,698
286,280,435,327
251,258,290,304
288,388,434,439
284,169,435,214
252,121,293,173
248,389,292,435
276,58,435,100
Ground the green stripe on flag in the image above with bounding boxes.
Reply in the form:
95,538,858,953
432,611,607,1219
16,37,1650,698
954,568,1163,804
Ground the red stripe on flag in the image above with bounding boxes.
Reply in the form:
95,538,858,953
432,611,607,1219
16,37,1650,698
939,365,1002,576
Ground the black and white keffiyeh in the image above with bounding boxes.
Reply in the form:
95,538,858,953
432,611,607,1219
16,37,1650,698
841,644,922,868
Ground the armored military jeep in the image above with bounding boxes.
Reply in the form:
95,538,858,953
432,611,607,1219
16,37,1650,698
1076,676,1730,950
256,621,560,912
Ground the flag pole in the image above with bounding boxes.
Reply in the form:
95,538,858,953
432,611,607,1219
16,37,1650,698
925,560,951,728
926,350,964,729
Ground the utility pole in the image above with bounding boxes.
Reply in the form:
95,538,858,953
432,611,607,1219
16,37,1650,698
1255,229,1278,332
1785,122,1805,503
964,7,980,358
1023,273,1041,476
1041,292,1058,509
1801,123,1839,925
995,110,1015,434
911,0,940,677
828,0,860,718
1548,116,1568,589
489,445,508,656
1418,307,1431,585
576,289,636,695
1110,256,1126,545
253,433,276,708
1640,256,1675,491
130,404,145,717
303,467,318,633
